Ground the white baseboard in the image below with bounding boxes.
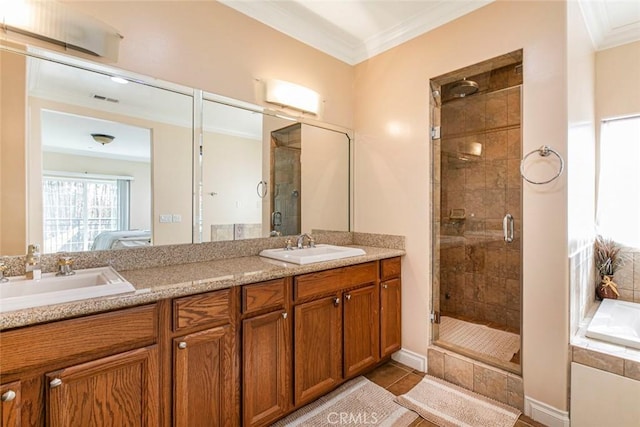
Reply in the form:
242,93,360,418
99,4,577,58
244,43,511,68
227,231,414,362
525,396,570,427
391,348,426,372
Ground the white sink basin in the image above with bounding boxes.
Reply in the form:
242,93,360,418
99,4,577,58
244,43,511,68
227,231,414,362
0,266,136,313
259,244,366,265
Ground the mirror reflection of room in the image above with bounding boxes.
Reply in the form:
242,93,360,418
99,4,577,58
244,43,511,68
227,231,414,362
0,47,353,256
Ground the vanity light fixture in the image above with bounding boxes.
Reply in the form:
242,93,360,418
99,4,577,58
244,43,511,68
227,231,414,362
110,76,128,84
265,79,320,115
91,133,115,145
0,0,123,60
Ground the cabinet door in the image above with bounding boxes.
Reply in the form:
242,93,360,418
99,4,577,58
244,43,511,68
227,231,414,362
0,381,21,427
380,278,402,357
46,346,159,427
174,325,233,427
343,284,379,378
294,296,342,406
243,310,290,427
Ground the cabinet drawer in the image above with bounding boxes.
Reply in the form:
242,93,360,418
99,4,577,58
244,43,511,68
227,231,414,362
380,257,401,281
294,262,377,301
0,304,157,375
173,289,230,331
242,279,286,314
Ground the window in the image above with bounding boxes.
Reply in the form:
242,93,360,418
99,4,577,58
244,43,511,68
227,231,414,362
42,174,130,252
596,115,640,248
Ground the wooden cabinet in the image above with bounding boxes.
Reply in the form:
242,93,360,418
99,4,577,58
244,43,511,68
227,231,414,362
293,262,381,405
241,278,290,427
46,346,159,426
242,310,290,426
294,295,342,405
0,381,21,427
173,326,234,427
170,289,237,427
0,304,158,426
0,256,402,427
343,284,379,378
380,258,402,357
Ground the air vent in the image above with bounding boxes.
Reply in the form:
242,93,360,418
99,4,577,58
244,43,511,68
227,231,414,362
92,94,120,103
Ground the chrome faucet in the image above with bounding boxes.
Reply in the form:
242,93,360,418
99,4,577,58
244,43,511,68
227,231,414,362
56,256,75,276
25,244,42,280
296,233,315,249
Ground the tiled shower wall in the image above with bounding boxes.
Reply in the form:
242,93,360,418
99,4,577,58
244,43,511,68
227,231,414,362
439,64,523,332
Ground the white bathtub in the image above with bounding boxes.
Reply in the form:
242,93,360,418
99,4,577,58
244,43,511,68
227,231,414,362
586,299,640,350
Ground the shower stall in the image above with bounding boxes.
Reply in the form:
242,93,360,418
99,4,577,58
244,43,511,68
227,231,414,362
430,50,523,373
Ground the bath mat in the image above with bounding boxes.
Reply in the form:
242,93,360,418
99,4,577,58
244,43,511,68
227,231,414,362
440,316,520,362
396,375,521,427
271,376,418,426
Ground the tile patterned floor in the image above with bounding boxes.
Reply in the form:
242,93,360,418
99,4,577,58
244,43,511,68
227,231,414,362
365,360,546,427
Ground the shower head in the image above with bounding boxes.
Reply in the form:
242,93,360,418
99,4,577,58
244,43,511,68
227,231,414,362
450,78,479,98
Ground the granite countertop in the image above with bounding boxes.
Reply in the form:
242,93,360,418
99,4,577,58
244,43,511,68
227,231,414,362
0,245,404,331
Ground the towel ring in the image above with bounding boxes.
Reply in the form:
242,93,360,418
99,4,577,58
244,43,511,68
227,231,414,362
520,145,564,185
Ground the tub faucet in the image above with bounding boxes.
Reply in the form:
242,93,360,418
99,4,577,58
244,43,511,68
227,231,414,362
56,256,75,276
0,261,8,283
296,233,315,249
25,244,42,280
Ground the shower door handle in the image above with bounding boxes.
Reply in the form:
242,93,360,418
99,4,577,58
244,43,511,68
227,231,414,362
503,214,514,243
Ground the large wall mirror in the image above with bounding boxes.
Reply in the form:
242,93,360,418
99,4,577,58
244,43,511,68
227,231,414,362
0,45,352,256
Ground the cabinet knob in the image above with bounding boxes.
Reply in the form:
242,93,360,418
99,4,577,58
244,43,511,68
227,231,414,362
49,378,62,388
383,284,388,289
345,294,351,301
333,297,340,307
178,341,187,349
282,312,288,319
1,390,16,402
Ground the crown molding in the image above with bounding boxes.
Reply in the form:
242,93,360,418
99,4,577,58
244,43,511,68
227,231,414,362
219,0,361,64
220,0,493,65
579,0,640,51
354,1,493,64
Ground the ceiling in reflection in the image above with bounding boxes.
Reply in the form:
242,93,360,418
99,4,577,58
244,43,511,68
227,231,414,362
28,56,263,159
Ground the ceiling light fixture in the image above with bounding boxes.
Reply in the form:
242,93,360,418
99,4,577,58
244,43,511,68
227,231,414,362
265,79,320,115
91,133,115,145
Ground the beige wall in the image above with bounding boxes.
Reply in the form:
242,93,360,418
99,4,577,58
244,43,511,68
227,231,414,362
202,131,262,233
63,0,354,130
301,124,349,233
354,0,570,413
595,40,640,121
0,50,27,255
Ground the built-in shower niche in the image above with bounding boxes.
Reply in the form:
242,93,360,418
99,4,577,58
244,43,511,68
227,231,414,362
431,50,523,374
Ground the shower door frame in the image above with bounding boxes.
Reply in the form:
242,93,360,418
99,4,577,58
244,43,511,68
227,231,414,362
429,51,524,375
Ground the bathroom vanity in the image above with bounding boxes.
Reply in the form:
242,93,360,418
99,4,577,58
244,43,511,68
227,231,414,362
0,250,403,426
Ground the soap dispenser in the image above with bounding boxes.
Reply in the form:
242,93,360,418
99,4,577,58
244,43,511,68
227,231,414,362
25,244,42,280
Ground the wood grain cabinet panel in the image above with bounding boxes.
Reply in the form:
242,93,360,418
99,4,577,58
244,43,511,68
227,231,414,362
0,381,21,427
380,278,402,357
294,296,342,406
0,304,157,374
242,279,286,314
343,284,379,378
173,325,234,427
380,257,401,281
242,310,290,427
45,346,159,427
173,289,230,332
